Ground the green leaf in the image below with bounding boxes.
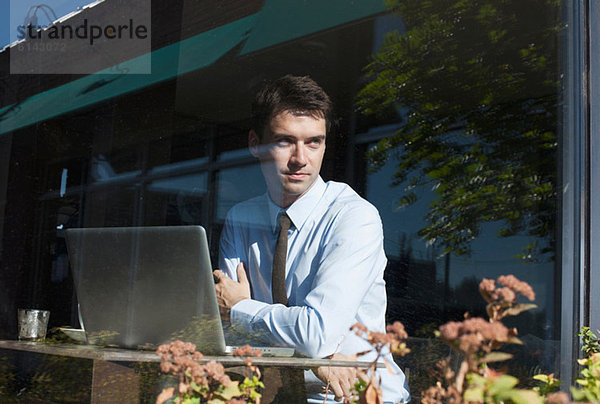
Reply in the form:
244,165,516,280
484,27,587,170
479,352,513,363
397,192,418,209
212,381,241,401
571,386,587,401
466,372,487,388
488,375,519,396
190,381,204,393
505,389,544,404
463,387,484,402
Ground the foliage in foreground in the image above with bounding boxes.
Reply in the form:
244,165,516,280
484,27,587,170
156,341,263,404
156,276,600,404
415,274,542,404
334,274,542,403
570,351,600,402
578,327,600,356
350,321,411,403
533,328,600,404
355,275,600,404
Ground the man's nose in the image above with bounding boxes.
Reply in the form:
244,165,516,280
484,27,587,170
290,143,307,166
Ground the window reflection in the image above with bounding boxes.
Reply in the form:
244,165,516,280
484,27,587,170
365,143,556,335
356,0,561,381
215,130,253,162
0,0,567,399
148,173,208,225
90,154,141,183
215,164,266,222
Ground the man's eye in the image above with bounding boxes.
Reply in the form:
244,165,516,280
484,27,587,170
276,139,292,146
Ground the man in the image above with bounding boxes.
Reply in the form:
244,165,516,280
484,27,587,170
213,75,410,403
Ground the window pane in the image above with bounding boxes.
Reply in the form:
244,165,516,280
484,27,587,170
215,164,266,222
355,0,561,387
0,0,567,400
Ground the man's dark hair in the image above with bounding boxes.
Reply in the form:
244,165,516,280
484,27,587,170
251,75,332,137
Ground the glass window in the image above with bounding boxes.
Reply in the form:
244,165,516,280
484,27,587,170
215,164,265,222
0,0,570,400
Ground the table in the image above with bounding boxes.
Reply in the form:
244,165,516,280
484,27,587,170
0,340,379,403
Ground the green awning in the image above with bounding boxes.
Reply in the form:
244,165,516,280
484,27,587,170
0,0,387,135
0,14,257,135
240,0,386,55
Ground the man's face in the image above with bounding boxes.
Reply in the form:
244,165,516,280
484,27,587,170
249,110,326,208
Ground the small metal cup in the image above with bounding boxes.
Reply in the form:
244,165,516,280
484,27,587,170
17,309,50,341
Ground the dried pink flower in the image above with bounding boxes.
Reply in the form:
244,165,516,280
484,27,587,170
461,318,490,334
232,344,262,358
232,344,253,357
479,278,498,303
386,321,408,340
496,287,516,303
352,321,409,353
439,321,461,341
439,317,511,356
204,360,232,386
458,333,482,354
497,274,535,301
369,331,389,345
351,322,368,334
480,275,536,307
421,381,459,404
479,278,495,293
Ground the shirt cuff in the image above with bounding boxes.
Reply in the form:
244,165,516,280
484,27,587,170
230,298,269,326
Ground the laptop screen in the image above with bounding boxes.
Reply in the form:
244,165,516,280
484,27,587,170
65,226,226,353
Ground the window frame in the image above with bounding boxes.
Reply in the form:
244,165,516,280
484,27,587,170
560,0,597,390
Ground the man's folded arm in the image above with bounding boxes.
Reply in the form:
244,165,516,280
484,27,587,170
218,214,242,281
225,204,386,358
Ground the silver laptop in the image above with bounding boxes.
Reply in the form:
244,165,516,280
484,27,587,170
65,226,293,356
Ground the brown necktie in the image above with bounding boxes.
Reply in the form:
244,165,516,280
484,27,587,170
272,212,291,305
269,213,307,403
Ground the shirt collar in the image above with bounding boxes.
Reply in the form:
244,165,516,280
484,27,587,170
266,176,326,234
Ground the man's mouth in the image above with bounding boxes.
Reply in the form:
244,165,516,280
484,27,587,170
286,172,309,180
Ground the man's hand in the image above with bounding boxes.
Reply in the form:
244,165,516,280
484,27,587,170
314,353,360,402
214,263,251,321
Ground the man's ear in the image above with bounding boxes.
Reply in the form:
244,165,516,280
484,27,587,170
248,130,260,157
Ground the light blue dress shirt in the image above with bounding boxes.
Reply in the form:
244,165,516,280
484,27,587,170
219,176,410,403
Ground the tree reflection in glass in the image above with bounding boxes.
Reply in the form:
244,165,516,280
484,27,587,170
357,0,560,260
